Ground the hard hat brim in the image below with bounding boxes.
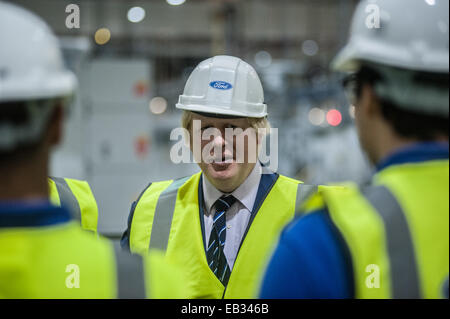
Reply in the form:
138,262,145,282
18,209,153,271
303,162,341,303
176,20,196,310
176,103,267,119
0,70,77,103
191,111,246,119
331,44,361,73
332,39,450,73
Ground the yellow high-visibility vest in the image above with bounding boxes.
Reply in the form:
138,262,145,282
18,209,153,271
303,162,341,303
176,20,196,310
302,159,449,298
0,218,188,298
127,171,312,298
48,177,98,233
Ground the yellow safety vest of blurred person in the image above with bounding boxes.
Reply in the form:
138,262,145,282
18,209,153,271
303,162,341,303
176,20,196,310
126,171,321,299
0,227,187,298
300,159,449,298
48,177,98,233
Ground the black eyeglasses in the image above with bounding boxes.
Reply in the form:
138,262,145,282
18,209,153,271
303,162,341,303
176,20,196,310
341,67,383,106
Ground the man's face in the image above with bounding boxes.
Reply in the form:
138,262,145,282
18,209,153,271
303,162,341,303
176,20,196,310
189,112,259,193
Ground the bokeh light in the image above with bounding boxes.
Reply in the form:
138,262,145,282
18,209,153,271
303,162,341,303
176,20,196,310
149,97,168,115
308,108,325,126
302,40,319,56
167,0,186,5
127,7,146,23
349,105,356,119
255,51,272,68
326,109,342,126
94,28,111,45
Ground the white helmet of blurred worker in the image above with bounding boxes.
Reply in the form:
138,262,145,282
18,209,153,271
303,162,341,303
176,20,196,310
176,55,267,118
333,0,449,73
332,0,449,117
0,1,77,150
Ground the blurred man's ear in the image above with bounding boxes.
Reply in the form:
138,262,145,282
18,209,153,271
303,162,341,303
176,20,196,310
47,102,65,147
361,84,382,118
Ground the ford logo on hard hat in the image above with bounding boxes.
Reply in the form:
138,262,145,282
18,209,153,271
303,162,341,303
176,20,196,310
210,81,233,90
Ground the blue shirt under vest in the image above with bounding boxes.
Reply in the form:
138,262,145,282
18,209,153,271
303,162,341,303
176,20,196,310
0,199,71,228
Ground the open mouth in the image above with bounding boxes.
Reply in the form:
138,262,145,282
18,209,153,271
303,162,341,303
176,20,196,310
211,152,234,163
210,153,234,170
211,161,232,171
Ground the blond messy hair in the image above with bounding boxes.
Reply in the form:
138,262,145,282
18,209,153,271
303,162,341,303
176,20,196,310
181,111,271,133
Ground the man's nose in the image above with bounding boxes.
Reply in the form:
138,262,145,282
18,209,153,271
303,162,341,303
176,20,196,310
213,132,226,147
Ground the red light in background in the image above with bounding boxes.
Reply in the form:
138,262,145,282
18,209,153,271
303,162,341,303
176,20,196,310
326,109,342,126
134,135,150,159
134,80,149,97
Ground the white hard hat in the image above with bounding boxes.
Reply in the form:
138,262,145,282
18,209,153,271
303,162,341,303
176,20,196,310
0,2,77,150
332,0,449,73
0,1,77,102
176,55,267,118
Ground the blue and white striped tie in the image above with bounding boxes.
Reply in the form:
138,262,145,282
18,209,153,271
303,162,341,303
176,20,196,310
206,194,237,285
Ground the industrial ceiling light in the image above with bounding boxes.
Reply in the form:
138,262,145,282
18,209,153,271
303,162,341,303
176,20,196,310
167,0,186,6
127,6,146,23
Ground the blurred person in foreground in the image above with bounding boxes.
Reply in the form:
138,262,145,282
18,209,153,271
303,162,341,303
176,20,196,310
0,1,185,298
260,0,449,299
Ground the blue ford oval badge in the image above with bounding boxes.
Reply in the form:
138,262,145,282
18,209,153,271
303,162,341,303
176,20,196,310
210,81,233,90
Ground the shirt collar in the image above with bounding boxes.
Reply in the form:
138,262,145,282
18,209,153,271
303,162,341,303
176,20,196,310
202,161,262,214
376,141,449,172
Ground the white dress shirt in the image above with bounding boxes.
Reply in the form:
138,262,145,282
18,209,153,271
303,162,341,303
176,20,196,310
203,161,262,270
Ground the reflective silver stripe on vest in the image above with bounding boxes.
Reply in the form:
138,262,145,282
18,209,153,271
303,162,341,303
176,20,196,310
363,185,421,299
295,184,318,217
149,176,191,251
113,241,146,299
49,177,82,222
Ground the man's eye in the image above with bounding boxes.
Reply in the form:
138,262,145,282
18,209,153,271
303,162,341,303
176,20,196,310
201,125,212,130
225,124,238,129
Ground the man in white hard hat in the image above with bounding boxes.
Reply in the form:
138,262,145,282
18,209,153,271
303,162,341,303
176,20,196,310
260,0,449,298
0,1,186,298
121,55,313,298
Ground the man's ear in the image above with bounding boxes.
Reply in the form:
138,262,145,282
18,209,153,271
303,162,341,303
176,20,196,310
256,129,264,147
47,102,64,146
362,84,382,117
186,126,193,151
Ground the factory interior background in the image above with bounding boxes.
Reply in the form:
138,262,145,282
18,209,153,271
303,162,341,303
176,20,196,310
9,0,371,237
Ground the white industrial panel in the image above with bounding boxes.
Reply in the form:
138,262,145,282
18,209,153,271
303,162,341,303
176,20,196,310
81,58,199,235
81,58,152,236
86,59,151,106
87,112,152,167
